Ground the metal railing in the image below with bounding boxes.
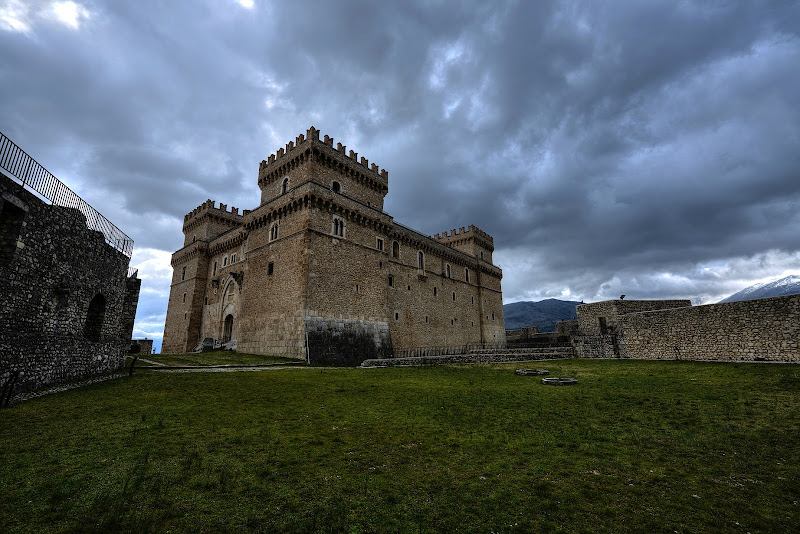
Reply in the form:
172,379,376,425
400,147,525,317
0,131,134,257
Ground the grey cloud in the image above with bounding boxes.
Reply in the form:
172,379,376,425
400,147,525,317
2,0,799,341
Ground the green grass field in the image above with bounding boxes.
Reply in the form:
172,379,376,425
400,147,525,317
1,359,798,533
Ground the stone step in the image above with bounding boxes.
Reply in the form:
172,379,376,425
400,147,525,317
361,351,572,368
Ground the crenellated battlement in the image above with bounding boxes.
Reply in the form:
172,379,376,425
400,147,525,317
258,126,389,181
433,225,494,246
183,199,248,223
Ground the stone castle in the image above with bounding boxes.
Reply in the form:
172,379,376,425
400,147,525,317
162,127,506,364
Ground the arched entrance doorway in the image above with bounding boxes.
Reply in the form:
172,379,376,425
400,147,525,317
223,314,233,343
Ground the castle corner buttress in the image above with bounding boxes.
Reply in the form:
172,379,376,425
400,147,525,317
162,127,506,364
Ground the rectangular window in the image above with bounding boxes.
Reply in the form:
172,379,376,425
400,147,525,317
181,266,186,280
388,275,394,287
376,238,384,251
268,262,274,275
183,293,186,303
231,253,237,263
213,261,217,276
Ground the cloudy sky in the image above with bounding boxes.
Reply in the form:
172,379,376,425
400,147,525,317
2,0,799,351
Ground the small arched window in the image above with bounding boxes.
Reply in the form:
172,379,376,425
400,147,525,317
222,255,228,266
231,253,237,263
332,181,341,193
417,251,424,270
281,178,289,195
270,222,279,241
392,241,399,259
445,264,451,278
465,268,469,283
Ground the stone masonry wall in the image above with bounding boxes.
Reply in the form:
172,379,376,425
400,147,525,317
619,294,800,361
0,174,139,394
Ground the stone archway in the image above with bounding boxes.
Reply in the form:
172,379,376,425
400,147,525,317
218,276,240,344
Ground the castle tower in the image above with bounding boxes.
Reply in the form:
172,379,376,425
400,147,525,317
257,126,389,210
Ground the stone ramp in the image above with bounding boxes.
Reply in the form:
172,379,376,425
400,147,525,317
361,347,573,368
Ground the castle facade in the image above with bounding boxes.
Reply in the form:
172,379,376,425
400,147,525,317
162,127,505,364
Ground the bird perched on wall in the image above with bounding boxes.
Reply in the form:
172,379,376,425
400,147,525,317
620,295,626,300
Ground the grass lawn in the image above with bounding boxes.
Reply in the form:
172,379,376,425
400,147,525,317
136,350,302,367
1,359,798,533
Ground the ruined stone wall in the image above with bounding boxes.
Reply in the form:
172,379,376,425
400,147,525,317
129,338,154,355
0,174,139,393
577,299,692,335
619,295,800,361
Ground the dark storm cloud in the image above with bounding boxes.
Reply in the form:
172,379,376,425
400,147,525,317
2,0,799,349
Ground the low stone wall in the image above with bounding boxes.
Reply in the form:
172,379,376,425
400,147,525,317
0,335,128,394
619,294,799,362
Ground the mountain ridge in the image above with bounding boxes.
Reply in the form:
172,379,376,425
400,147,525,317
503,298,581,331
720,275,800,303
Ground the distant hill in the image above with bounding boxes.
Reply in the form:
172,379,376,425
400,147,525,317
720,275,800,303
503,299,581,331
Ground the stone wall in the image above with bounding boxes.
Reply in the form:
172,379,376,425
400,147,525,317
129,338,154,355
577,299,692,336
0,173,140,394
573,295,799,362
619,294,799,361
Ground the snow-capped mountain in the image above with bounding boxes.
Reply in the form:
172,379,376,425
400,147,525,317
719,275,800,303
